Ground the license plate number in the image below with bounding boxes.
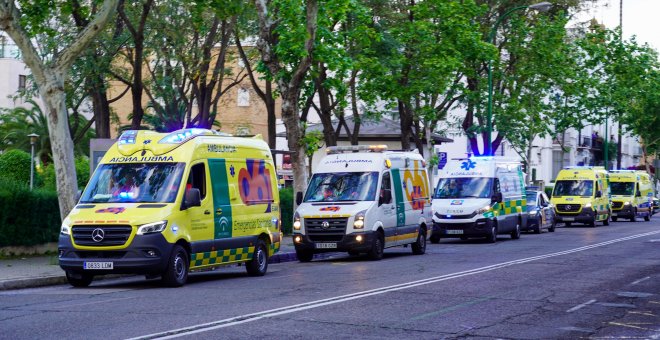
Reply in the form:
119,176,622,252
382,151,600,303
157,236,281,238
84,261,113,270
315,243,337,249
563,217,574,221
446,230,464,235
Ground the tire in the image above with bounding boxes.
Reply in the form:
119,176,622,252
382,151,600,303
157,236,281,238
534,224,542,234
246,240,268,276
589,213,597,228
486,222,497,244
296,249,314,262
548,220,556,232
411,228,426,255
611,216,618,222
603,214,610,226
511,219,521,239
162,244,189,287
66,271,93,288
644,213,650,222
368,232,384,261
429,234,441,244
630,209,637,222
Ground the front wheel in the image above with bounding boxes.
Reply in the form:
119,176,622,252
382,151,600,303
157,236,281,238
644,212,651,221
246,240,269,276
511,219,521,239
411,228,426,255
548,220,556,232
603,214,610,226
162,245,189,287
429,234,441,244
368,232,384,260
630,210,637,222
486,223,497,244
66,271,93,288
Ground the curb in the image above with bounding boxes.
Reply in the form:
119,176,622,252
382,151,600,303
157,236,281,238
0,251,300,291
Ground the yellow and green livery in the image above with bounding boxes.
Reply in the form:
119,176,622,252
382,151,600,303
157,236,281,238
551,166,610,227
59,128,280,287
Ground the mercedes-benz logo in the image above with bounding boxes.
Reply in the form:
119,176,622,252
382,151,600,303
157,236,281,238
91,228,105,242
566,205,572,210
321,221,330,229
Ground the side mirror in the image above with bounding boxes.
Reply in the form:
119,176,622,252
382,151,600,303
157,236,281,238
296,191,303,206
595,190,602,198
183,188,201,209
491,192,503,203
379,189,392,206
635,191,642,197
75,190,83,202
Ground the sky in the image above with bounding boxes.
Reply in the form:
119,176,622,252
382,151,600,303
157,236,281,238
576,0,660,52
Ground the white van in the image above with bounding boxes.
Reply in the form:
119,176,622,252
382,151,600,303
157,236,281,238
431,157,527,243
292,145,432,261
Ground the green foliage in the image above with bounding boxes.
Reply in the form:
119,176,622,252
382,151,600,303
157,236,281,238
0,177,60,247
279,187,293,234
0,149,32,186
301,129,324,158
41,157,90,191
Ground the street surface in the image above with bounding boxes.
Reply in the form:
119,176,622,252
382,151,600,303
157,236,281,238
1,219,659,339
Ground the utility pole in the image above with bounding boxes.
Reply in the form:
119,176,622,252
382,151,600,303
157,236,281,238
617,0,623,169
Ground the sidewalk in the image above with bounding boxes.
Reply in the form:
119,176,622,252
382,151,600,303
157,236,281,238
0,237,299,291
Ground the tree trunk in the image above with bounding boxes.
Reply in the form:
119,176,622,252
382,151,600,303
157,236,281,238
90,76,111,138
266,82,276,149
281,91,308,206
399,100,412,150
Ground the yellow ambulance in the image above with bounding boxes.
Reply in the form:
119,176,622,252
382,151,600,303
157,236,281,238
609,170,654,222
551,166,610,227
58,129,281,287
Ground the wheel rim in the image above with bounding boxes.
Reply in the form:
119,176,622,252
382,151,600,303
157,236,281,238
376,237,383,255
419,233,426,249
257,247,266,271
174,252,185,280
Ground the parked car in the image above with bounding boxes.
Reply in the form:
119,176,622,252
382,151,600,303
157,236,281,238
525,190,556,233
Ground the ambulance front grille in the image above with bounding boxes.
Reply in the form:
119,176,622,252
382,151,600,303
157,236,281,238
72,225,132,246
611,201,624,209
305,217,348,242
556,204,581,213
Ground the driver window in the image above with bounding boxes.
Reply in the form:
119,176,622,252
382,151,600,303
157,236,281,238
381,171,392,204
187,163,207,200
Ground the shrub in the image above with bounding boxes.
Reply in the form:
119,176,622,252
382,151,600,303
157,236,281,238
41,156,91,191
0,149,32,186
279,187,293,235
0,178,60,247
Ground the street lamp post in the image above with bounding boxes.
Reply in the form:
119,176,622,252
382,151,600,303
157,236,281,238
486,2,553,156
28,133,39,190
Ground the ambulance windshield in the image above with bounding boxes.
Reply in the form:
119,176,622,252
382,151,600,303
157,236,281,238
610,182,634,196
552,180,593,197
304,172,379,202
81,163,186,203
434,177,493,199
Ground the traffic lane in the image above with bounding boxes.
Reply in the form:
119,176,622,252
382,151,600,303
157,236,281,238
198,230,659,339
0,220,658,339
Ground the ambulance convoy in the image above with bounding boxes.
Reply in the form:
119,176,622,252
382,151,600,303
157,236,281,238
58,129,655,287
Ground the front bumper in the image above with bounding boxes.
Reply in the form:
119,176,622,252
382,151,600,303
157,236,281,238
431,218,493,238
555,207,594,223
58,233,173,275
612,204,635,218
293,231,375,253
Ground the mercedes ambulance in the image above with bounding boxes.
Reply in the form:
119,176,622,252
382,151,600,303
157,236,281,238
550,166,610,227
59,129,281,287
292,145,432,261
609,170,654,222
431,157,527,243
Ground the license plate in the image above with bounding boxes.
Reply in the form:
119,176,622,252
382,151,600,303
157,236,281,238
563,217,574,221
611,213,617,216
315,243,337,249
446,230,464,235
84,261,113,270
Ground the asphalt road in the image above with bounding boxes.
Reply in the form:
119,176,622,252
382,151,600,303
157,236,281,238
1,218,659,340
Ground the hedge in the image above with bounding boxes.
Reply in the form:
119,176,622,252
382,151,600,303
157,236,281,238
0,149,32,186
0,178,61,247
279,187,293,235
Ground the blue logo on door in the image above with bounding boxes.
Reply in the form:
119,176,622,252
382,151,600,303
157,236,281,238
461,159,476,170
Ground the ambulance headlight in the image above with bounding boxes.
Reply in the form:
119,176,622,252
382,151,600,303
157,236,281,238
60,222,71,235
584,203,592,208
137,221,168,235
623,201,631,206
475,205,491,215
293,213,301,230
353,210,367,229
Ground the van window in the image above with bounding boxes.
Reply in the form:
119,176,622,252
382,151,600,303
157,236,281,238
381,171,392,204
553,180,593,197
610,182,634,196
434,177,493,199
187,163,207,199
304,172,379,202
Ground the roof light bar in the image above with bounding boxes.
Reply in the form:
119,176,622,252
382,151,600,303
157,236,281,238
118,130,138,145
326,145,388,154
159,128,210,144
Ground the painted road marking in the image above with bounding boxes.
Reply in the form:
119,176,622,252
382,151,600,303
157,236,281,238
597,302,637,308
631,276,651,285
617,291,654,298
128,230,660,340
566,299,596,313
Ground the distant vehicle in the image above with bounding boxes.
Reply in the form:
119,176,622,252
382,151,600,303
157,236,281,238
525,190,556,233
652,197,659,215
551,166,610,227
609,170,653,222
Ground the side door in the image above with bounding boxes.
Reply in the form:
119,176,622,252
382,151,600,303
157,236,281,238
379,171,397,244
185,162,214,241
540,193,551,228
208,159,233,239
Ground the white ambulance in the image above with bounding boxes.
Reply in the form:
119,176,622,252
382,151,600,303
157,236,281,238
431,157,526,243
292,145,432,261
